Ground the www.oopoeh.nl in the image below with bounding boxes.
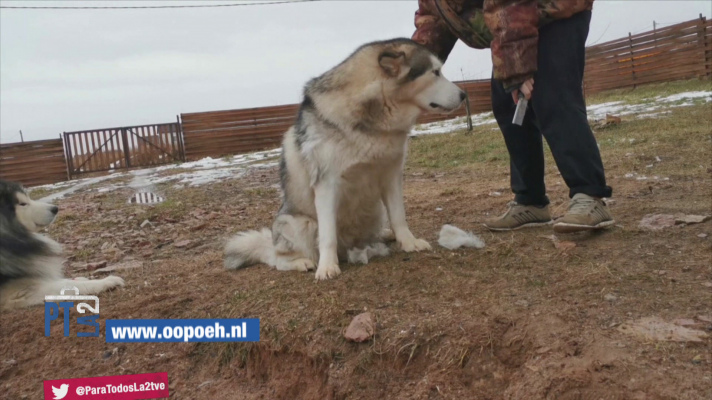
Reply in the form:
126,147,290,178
105,318,260,343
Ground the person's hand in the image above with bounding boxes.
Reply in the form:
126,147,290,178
512,78,534,104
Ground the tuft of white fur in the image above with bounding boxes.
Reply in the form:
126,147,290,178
438,225,485,250
224,228,276,269
347,242,390,265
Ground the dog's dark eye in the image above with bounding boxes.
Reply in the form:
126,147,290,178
433,70,441,77
19,203,28,206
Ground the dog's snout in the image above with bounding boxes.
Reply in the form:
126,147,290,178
459,91,467,102
50,206,59,215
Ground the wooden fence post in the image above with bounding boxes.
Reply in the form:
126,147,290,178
464,92,473,134
629,32,636,89
63,132,73,180
176,115,186,162
707,20,712,79
699,14,710,79
59,133,70,181
121,128,131,168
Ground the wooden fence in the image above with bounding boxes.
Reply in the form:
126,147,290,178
181,104,299,160
0,139,67,187
2,16,709,186
63,122,184,178
584,16,711,93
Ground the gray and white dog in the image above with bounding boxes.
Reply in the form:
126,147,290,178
224,38,466,280
0,179,124,310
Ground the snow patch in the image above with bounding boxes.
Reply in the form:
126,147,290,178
37,175,124,203
656,91,712,102
586,91,711,121
411,112,496,136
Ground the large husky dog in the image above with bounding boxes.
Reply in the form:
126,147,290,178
0,179,125,310
224,39,466,280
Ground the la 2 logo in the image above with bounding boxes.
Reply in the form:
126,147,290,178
45,286,100,337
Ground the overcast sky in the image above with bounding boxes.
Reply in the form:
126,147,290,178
0,1,709,143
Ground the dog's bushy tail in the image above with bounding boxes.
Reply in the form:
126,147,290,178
224,228,275,270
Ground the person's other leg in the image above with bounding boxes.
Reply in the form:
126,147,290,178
532,10,614,232
485,75,552,231
490,74,549,206
532,10,612,200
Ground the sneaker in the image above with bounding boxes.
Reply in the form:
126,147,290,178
484,201,552,231
553,193,614,233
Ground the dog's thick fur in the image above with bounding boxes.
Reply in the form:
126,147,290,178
0,179,124,310
224,38,466,280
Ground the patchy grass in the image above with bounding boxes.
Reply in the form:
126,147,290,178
408,126,507,169
141,198,189,221
26,186,60,200
242,187,279,198
154,167,194,177
594,106,711,178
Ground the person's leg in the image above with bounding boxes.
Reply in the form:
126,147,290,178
531,10,612,200
531,10,614,232
485,75,551,231
490,75,550,207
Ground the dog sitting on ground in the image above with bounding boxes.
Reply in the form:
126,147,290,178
0,179,124,310
224,38,466,280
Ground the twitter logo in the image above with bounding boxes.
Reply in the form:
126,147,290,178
52,384,69,399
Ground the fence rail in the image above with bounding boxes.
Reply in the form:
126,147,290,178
1,16,708,187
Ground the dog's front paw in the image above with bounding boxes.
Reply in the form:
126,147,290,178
399,237,432,252
314,262,341,281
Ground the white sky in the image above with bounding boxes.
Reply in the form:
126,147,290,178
0,1,709,143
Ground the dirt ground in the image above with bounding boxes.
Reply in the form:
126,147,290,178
1,81,711,399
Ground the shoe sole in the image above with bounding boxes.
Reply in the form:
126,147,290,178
552,220,615,234
483,221,553,232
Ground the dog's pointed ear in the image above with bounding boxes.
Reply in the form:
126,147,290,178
379,51,406,77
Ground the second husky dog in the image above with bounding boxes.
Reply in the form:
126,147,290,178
0,179,125,310
224,38,466,280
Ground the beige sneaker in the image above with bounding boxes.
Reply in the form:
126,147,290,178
484,201,552,231
553,193,614,233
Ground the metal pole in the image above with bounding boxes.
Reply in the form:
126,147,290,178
629,32,636,89
653,21,657,48
19,130,24,142
176,114,186,162
464,94,473,134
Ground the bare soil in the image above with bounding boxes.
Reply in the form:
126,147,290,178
1,85,711,400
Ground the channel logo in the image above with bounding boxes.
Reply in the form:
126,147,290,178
43,372,169,400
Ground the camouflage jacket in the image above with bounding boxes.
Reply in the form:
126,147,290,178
412,0,594,90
